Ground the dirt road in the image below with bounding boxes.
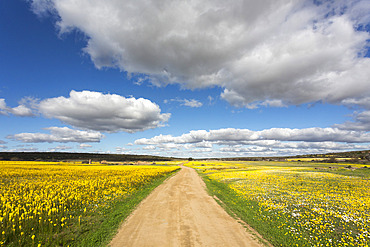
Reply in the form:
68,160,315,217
110,166,265,247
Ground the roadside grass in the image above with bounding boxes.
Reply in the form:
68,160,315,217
191,161,370,247
0,163,179,247
74,168,180,247
201,175,296,246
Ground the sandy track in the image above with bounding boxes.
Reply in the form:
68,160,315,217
110,166,264,247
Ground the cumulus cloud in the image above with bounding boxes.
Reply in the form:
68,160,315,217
330,97,370,131
181,99,203,108
79,143,92,149
134,127,370,157
7,127,104,143
0,98,35,117
8,105,35,117
217,141,370,158
30,0,370,109
38,90,170,133
135,127,370,145
334,110,370,131
143,145,156,150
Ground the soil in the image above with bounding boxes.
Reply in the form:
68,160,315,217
109,166,267,247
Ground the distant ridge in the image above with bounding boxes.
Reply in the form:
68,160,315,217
0,152,177,162
1,149,369,162
218,149,370,162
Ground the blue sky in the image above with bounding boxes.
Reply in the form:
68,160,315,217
1,0,370,158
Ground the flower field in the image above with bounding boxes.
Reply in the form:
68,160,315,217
0,161,179,246
188,161,370,246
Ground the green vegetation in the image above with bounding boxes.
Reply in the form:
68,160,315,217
0,152,177,162
189,161,370,247
0,162,179,247
202,176,292,246
218,150,370,164
74,169,179,247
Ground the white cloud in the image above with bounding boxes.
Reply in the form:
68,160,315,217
342,97,370,109
38,90,170,133
257,127,370,143
220,146,270,153
222,140,370,152
4,147,39,152
330,97,370,131
238,99,287,110
31,0,370,109
0,99,7,115
135,127,370,145
143,145,156,150
48,145,73,152
218,141,370,158
0,98,35,117
165,98,203,108
115,147,127,153
334,110,370,131
7,127,104,143
8,105,35,117
134,127,370,157
79,143,92,149
181,99,203,108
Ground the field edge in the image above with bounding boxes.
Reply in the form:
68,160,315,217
73,167,181,247
199,173,276,247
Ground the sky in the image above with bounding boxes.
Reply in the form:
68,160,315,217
1,0,370,158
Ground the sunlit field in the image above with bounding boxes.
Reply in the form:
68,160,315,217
152,160,185,166
187,161,370,246
0,161,179,246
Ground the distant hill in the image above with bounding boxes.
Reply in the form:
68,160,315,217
2,149,369,163
0,152,176,162
219,150,370,163
296,150,370,159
